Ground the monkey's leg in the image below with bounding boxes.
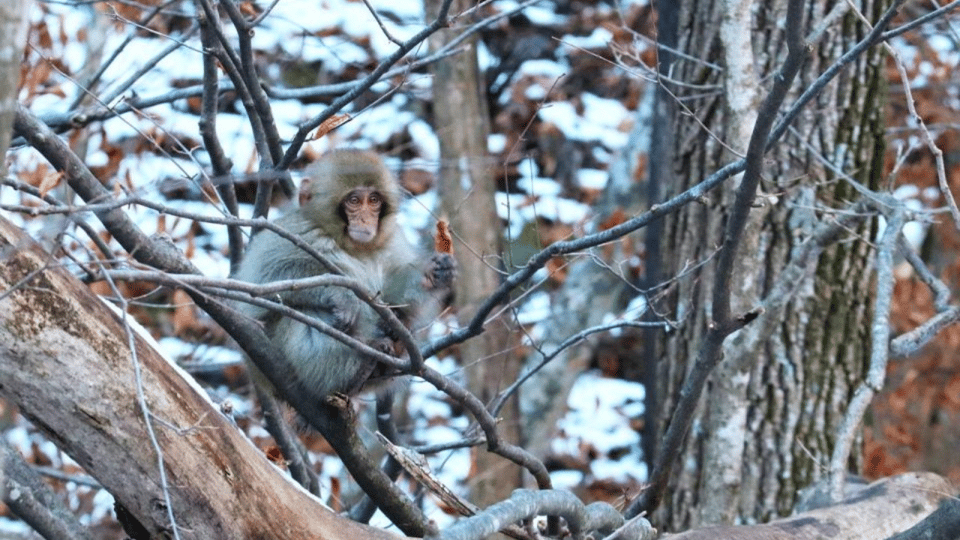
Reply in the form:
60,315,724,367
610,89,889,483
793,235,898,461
255,385,320,496
341,359,378,396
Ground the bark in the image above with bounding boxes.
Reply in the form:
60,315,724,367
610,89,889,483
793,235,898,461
0,0,30,173
886,489,960,540
653,0,888,530
0,216,403,540
426,0,524,510
1,440,91,540
668,473,951,540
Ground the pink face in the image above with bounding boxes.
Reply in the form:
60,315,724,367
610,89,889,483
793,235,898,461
342,187,383,243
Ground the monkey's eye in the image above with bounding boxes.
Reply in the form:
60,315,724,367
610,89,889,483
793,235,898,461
347,195,361,205
369,193,381,205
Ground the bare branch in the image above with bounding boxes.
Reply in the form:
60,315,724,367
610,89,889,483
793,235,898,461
766,0,908,152
98,24,200,107
218,0,284,168
491,318,672,418
359,0,403,46
890,306,960,358
897,235,952,312
1,440,92,540
197,6,243,273
829,200,903,501
426,489,639,540
66,0,179,110
883,21,960,231
880,0,960,41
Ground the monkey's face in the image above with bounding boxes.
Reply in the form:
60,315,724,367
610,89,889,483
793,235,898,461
341,187,384,244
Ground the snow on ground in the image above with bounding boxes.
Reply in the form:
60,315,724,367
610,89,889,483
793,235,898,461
5,0,651,531
554,371,647,485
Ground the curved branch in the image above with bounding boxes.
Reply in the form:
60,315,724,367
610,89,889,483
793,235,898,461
426,489,639,540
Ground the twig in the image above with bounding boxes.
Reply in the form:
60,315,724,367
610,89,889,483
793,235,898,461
99,23,200,107
278,0,458,169
882,16,960,231
197,6,243,273
66,0,179,110
360,0,403,46
828,202,902,501
97,266,182,540
491,318,671,417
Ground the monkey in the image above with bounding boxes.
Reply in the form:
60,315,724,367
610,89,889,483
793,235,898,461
232,149,455,401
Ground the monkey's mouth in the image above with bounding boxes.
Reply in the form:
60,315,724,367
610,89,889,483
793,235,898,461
348,226,378,243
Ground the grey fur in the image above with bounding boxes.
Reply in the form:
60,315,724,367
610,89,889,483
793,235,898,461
233,150,453,400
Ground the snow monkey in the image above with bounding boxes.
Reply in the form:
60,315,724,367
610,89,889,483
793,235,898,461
233,149,455,400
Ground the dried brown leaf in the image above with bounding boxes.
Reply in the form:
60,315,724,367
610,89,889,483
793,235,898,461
435,220,453,254
37,171,64,198
311,114,350,141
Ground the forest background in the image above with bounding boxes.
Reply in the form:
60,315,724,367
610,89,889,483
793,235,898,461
0,0,959,538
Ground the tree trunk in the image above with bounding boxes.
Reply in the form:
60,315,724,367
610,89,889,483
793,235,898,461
0,0,30,172
0,216,403,540
652,0,887,530
426,0,524,510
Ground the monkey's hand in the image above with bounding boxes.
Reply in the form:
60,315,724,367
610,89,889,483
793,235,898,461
330,302,360,332
316,291,362,334
423,252,456,293
372,320,405,357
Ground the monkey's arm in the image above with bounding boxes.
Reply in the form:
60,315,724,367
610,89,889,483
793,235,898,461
234,230,363,328
379,246,456,339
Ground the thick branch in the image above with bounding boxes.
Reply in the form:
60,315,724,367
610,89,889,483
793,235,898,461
1,440,91,540
886,494,960,540
13,103,429,537
426,489,639,540
0,217,402,540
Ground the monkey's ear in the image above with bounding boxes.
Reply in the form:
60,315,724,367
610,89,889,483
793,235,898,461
298,178,313,206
